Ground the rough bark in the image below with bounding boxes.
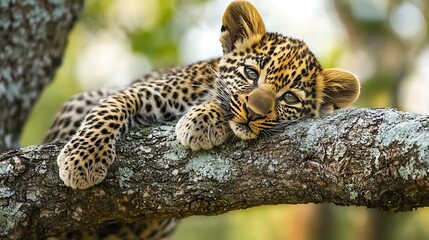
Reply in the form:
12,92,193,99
0,0,83,151
1,108,429,239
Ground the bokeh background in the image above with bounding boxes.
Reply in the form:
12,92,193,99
21,0,429,239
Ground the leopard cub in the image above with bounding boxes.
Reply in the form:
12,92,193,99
46,1,359,239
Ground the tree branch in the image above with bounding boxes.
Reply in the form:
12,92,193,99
1,108,429,239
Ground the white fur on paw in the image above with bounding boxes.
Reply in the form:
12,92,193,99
57,136,115,189
175,104,229,151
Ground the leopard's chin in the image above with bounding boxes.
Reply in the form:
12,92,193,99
229,121,259,140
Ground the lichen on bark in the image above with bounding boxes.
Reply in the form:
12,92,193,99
0,0,83,151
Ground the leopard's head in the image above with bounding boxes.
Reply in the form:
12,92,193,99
217,1,360,140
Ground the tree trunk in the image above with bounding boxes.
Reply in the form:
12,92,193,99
1,108,429,239
0,0,83,151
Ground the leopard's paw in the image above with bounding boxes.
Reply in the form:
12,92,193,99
57,134,115,189
175,103,229,151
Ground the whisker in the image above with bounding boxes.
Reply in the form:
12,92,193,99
259,130,267,138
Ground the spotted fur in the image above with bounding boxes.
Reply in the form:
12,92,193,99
47,1,359,239
47,219,177,240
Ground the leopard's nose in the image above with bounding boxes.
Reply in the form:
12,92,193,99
245,104,264,122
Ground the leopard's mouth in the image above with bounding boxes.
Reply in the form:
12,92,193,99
229,121,259,140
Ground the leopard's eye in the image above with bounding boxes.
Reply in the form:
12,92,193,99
244,66,259,81
281,92,300,105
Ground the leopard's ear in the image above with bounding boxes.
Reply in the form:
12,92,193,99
220,1,266,54
319,68,360,115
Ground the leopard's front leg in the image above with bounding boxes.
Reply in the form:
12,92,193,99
57,84,208,189
57,60,219,189
57,88,144,189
